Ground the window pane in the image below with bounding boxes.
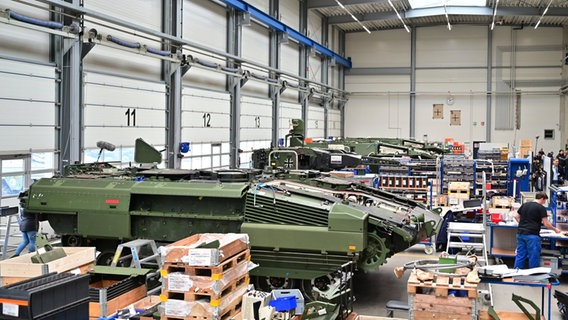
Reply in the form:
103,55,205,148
2,159,24,173
2,175,24,197
32,153,54,170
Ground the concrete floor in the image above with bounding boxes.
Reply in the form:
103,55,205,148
351,244,568,320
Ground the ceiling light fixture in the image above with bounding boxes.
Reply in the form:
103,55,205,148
335,0,371,33
388,0,410,33
490,0,499,30
535,0,553,29
443,3,452,30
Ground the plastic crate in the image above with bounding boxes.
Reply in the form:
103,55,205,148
269,296,296,312
271,289,304,315
0,272,89,319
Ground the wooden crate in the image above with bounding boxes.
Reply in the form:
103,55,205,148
89,283,147,318
330,171,354,178
163,259,249,296
407,270,478,320
162,234,249,265
160,283,246,320
478,310,542,320
407,272,478,298
0,247,95,285
491,196,513,208
161,273,249,303
411,294,476,320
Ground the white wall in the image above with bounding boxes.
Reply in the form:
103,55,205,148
0,0,343,174
345,25,563,153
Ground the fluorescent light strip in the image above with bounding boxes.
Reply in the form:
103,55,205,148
388,0,411,32
490,0,499,30
535,0,553,29
444,4,452,30
335,0,371,33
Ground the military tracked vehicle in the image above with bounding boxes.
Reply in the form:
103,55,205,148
251,119,449,172
21,138,441,298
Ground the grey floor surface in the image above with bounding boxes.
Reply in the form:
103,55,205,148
351,244,568,320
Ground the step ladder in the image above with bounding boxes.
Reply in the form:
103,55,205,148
446,222,488,264
446,221,493,305
0,206,21,260
110,239,161,269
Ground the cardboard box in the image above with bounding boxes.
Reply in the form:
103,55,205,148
0,247,95,285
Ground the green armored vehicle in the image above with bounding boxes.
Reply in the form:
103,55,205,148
21,138,441,298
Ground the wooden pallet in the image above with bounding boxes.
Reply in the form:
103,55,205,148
411,293,476,320
162,273,249,300
162,250,250,277
163,260,249,295
407,272,478,298
490,205,511,209
163,234,249,265
162,272,249,301
160,296,243,320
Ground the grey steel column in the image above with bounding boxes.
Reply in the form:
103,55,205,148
165,0,183,169
409,27,416,139
299,0,308,137
321,17,329,139
56,0,82,173
269,0,280,147
486,27,493,142
228,9,242,168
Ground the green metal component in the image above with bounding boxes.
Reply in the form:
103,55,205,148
134,138,162,164
31,247,67,263
328,203,367,232
359,233,389,271
89,265,153,276
512,293,540,320
487,306,501,320
242,223,365,254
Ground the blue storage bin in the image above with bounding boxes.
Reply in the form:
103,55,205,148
269,296,297,312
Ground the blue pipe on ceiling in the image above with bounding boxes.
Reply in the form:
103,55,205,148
222,0,352,69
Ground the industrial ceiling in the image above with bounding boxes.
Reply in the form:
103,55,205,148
308,0,568,33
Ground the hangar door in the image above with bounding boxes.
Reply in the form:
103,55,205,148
181,87,231,170
83,72,166,165
0,59,57,206
307,104,325,140
239,97,272,168
328,109,341,138
279,102,302,146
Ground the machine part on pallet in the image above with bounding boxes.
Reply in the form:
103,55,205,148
394,256,476,279
302,301,339,320
512,293,541,320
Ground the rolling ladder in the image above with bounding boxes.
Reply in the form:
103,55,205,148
0,206,20,259
446,222,488,264
446,221,493,305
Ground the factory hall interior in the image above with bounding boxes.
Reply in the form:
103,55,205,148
6,0,568,319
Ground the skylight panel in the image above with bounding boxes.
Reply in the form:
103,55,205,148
408,0,486,9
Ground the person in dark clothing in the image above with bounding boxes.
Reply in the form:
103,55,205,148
552,158,565,186
12,208,38,257
513,192,559,269
558,150,568,180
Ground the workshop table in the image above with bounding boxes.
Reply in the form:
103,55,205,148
480,276,560,320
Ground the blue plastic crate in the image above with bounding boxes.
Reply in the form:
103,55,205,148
269,296,297,312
